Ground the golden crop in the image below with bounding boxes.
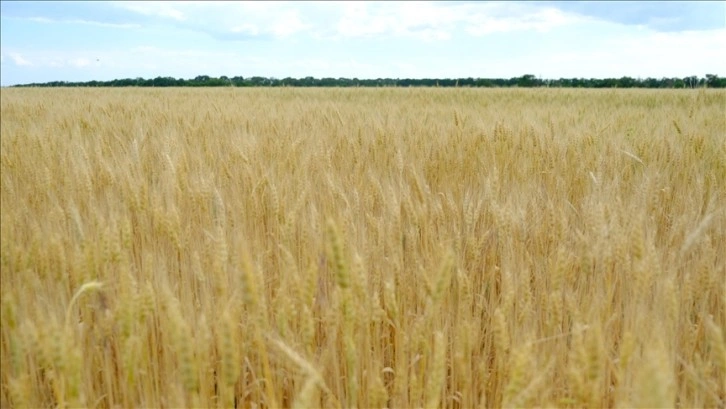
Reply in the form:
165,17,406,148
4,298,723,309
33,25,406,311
1,87,724,408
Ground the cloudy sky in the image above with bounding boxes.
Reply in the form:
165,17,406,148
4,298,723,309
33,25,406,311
1,1,724,86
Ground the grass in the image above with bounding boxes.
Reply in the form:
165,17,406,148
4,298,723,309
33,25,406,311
1,87,725,408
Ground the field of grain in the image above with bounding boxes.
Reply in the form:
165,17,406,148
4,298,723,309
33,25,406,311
1,87,724,408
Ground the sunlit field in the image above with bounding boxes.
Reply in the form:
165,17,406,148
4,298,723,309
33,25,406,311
1,87,724,408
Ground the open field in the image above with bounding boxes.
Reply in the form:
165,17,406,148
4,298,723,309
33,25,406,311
1,87,725,408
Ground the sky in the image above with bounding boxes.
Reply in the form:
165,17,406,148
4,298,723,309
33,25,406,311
1,1,724,86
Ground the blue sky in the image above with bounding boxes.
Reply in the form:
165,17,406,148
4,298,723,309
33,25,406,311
1,1,724,86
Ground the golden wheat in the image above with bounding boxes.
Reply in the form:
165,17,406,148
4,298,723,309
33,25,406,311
1,87,724,408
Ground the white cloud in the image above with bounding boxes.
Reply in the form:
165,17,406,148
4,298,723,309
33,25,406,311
613,29,726,76
271,10,312,37
335,3,388,37
112,1,187,22
69,58,91,68
490,27,726,79
9,53,32,67
17,16,140,29
110,1,314,39
213,3,314,38
230,24,259,36
464,4,589,36
52,2,588,42
333,2,457,40
27,16,53,23
329,2,588,41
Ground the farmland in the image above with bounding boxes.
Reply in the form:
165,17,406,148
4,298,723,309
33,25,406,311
1,87,725,408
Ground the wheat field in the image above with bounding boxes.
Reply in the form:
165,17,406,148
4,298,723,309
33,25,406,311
1,87,724,408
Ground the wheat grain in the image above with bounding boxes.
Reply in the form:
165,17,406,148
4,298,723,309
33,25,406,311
1,87,724,407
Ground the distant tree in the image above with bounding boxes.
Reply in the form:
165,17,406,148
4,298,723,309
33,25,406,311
516,74,538,87
617,77,636,88
10,74,725,88
705,74,724,88
660,77,674,88
683,76,698,89
151,76,177,87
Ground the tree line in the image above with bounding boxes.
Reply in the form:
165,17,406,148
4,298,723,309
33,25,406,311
11,74,726,88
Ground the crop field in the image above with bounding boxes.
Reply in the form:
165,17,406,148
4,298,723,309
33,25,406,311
1,87,725,408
